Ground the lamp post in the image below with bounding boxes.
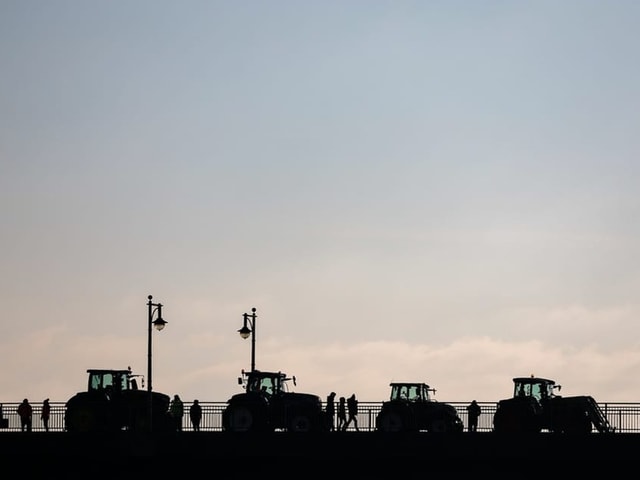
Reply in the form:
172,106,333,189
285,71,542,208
238,307,257,373
147,294,167,431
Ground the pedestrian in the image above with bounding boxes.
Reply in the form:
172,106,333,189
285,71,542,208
325,392,336,431
466,400,481,432
189,399,202,431
343,393,359,431
17,398,33,432
41,398,51,432
169,394,184,432
337,396,347,431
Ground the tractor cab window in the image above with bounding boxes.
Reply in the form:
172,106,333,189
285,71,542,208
89,375,96,391
538,382,554,400
513,380,555,403
259,377,275,396
105,374,112,387
516,383,530,397
89,372,122,393
116,373,128,391
391,385,409,400
390,385,399,400
89,373,111,391
105,372,127,392
280,377,293,393
411,386,422,401
103,373,119,397
247,376,261,393
89,374,102,391
539,384,549,400
399,386,409,400
530,383,543,401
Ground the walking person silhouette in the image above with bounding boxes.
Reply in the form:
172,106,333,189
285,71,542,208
41,398,51,432
343,393,359,431
325,392,336,431
337,396,347,431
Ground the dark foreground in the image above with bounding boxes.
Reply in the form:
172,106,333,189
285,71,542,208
2,431,637,474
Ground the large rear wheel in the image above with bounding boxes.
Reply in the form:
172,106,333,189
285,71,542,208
288,413,314,432
377,411,405,432
66,407,98,433
223,404,261,432
430,418,447,433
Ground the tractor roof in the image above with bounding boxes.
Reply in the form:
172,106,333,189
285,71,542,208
389,382,431,388
86,369,131,374
246,369,287,378
513,376,556,385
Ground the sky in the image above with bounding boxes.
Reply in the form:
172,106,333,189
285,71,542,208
1,0,639,406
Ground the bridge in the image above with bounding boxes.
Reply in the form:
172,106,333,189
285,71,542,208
2,399,640,432
2,399,640,474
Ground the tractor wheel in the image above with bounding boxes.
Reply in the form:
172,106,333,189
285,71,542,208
430,418,448,433
377,411,405,432
67,407,98,433
493,411,518,433
224,404,257,432
288,413,313,433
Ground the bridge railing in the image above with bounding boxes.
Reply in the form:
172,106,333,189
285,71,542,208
2,401,639,433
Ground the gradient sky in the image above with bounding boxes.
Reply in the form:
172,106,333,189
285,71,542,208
2,1,639,406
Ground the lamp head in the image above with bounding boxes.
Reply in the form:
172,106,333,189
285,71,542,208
153,317,167,331
238,325,251,339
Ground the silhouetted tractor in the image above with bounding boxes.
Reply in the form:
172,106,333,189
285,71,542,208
492,375,615,434
375,382,464,433
65,367,173,433
221,369,328,433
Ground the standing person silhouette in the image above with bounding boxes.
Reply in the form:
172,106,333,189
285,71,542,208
337,396,347,431
41,398,51,432
189,399,202,431
344,393,359,431
17,399,33,432
325,392,336,431
466,400,481,432
169,394,184,431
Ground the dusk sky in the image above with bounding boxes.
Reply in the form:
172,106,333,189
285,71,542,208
2,1,639,406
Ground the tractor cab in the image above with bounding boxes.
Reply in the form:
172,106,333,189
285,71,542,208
389,382,436,402
513,376,562,402
240,369,297,396
86,367,142,394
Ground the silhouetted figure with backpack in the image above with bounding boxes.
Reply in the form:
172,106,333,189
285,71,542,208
169,394,184,431
343,393,359,431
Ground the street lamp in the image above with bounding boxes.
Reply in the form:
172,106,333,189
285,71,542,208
238,307,257,373
147,294,167,431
